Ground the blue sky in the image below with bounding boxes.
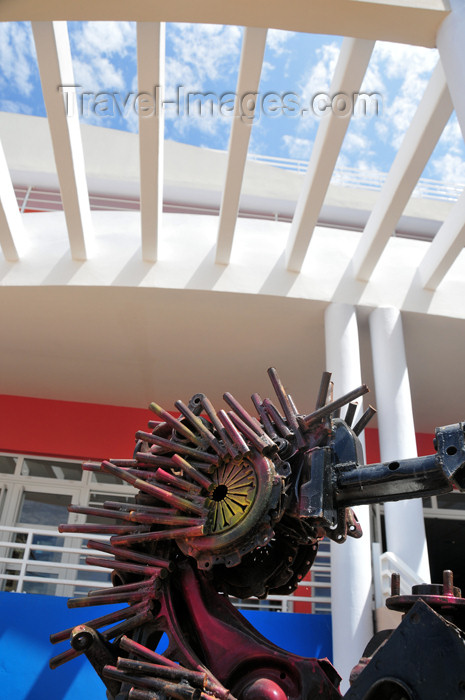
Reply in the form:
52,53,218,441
0,20,464,186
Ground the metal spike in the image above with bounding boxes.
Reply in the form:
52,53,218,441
267,367,305,447
251,392,279,440
171,454,213,490
110,523,205,548
174,400,227,457
199,394,239,458
223,392,263,435
301,385,369,428
352,405,377,435
50,601,148,644
99,461,207,515
136,431,219,465
217,410,249,454
85,557,163,577
149,402,201,445
227,411,271,454
262,399,293,438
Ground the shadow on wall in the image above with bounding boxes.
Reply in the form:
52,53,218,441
0,592,333,700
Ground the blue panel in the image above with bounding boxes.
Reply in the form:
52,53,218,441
0,592,118,700
242,609,333,660
0,592,332,700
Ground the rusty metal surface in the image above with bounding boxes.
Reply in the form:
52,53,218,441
49,367,465,698
346,571,465,699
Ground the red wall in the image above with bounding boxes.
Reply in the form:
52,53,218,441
0,394,436,462
0,394,151,461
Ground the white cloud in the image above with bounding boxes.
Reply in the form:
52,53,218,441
342,131,370,154
369,42,438,148
430,152,465,184
0,22,36,96
282,135,313,160
299,42,340,100
267,29,296,57
164,24,242,141
167,24,242,86
69,22,136,93
72,21,135,59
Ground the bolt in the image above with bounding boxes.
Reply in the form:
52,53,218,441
391,572,401,596
443,569,454,597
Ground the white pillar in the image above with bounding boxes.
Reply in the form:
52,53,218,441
437,0,465,141
325,303,373,694
369,307,430,582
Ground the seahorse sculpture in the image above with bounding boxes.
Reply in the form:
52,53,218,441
50,367,465,699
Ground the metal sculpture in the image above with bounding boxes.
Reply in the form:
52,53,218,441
50,368,465,699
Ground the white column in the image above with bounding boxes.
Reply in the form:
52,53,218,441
437,0,465,141
369,307,430,582
325,303,373,694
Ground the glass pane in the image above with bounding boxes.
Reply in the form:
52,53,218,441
21,458,82,481
436,493,465,510
422,497,432,508
30,533,66,563
23,579,59,596
0,455,16,474
91,470,124,485
17,491,72,527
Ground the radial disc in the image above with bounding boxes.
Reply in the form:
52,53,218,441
209,459,257,533
177,451,279,570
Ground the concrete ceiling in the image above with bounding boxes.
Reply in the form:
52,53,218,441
1,284,464,436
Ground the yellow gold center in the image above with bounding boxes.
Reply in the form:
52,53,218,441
208,458,257,533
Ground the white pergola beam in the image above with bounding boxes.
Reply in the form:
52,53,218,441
353,62,452,281
32,21,93,261
285,38,375,273
0,141,26,261
137,22,165,263
419,188,465,289
215,27,268,265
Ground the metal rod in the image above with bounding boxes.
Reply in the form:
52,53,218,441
103,666,201,700
129,690,162,700
50,601,148,644
149,402,202,445
117,657,208,688
110,523,205,547
118,637,232,700
68,588,154,608
154,467,203,494
58,523,146,535
119,635,179,668
49,647,82,669
100,461,207,515
102,607,153,640
352,405,377,436
199,394,239,458
227,411,269,453
262,399,293,438
223,392,262,435
88,579,158,598
134,453,177,468
217,410,249,454
136,431,219,465
301,384,369,428
174,400,227,457
85,556,163,577
315,371,332,410
171,453,213,490
267,368,302,443
344,402,358,427
251,392,279,440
